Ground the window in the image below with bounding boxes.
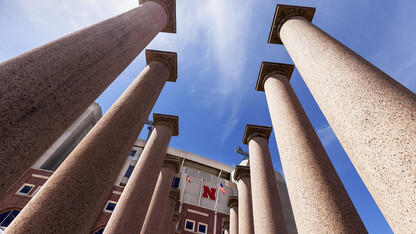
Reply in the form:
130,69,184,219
198,223,208,234
16,184,35,195
171,177,180,188
31,186,41,197
104,201,117,213
129,150,137,157
93,227,105,234
0,209,21,229
184,219,195,231
124,165,135,178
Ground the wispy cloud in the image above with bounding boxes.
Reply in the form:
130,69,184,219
316,124,336,147
149,0,255,142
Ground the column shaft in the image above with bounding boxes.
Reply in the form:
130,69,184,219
104,120,179,234
4,61,171,234
169,212,181,234
0,2,168,198
264,74,366,232
237,177,254,234
229,206,238,234
141,166,177,234
280,16,416,232
248,136,287,233
161,197,176,234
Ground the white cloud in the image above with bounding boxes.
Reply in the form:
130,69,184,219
148,0,254,141
316,124,336,147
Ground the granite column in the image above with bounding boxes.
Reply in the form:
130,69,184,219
170,211,181,234
233,166,254,234
141,160,180,234
268,4,416,232
222,218,230,234
4,50,177,234
104,116,179,234
227,196,238,234
243,125,287,233
256,62,366,232
0,0,176,198
159,188,180,234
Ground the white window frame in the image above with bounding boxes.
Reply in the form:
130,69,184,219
31,186,42,197
184,219,195,232
103,200,117,213
197,222,208,234
16,183,35,196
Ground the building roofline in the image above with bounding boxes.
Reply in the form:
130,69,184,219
134,139,235,173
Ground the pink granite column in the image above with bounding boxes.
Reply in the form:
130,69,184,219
159,189,180,234
0,0,176,198
243,125,287,233
169,211,181,233
256,62,366,233
227,196,238,234
4,50,177,234
233,166,254,234
222,218,230,234
268,4,416,232
141,160,180,234
104,116,179,234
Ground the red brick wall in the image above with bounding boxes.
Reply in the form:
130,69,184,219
1,169,229,234
90,186,124,232
178,202,228,234
0,168,52,213
0,168,124,234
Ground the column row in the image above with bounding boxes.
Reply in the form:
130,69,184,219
247,3,416,233
0,0,176,199
5,49,180,233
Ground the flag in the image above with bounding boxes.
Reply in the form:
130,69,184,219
219,183,226,194
186,175,191,183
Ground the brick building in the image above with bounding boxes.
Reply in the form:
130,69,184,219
0,103,296,233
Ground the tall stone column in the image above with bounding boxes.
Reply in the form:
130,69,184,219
268,4,416,232
4,51,178,234
222,218,230,234
256,62,366,233
243,125,287,233
233,166,254,234
170,211,181,234
141,160,180,234
104,116,179,234
0,0,176,198
227,196,238,234
159,189,180,234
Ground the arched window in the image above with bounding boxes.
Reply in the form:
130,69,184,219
92,227,105,234
0,209,21,230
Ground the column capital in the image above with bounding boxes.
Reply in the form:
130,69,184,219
145,49,178,82
162,158,181,173
169,188,181,201
153,113,179,136
233,165,250,181
222,218,230,230
227,196,239,208
172,211,181,223
139,0,176,33
256,62,294,91
268,4,315,44
242,124,272,145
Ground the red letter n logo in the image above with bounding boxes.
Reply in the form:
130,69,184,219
202,186,216,200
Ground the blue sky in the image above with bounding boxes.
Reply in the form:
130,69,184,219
1,0,416,233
